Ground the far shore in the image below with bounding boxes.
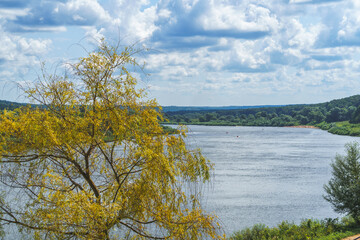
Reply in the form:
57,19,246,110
164,123,321,129
284,125,319,129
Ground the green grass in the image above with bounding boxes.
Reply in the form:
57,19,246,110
316,121,360,136
229,217,360,240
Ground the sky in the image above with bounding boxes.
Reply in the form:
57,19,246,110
0,0,360,106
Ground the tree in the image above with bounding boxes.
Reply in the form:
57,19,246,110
0,41,223,239
324,142,360,223
350,106,360,124
205,113,217,122
308,109,325,123
326,107,348,122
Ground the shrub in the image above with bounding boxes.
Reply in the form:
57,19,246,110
324,142,360,224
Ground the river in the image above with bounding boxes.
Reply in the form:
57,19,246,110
179,125,359,236
2,125,358,238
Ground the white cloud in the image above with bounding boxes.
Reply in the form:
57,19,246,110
0,27,51,62
83,26,105,45
198,3,271,32
1,0,360,105
17,38,52,55
3,0,112,32
285,19,320,49
336,3,360,43
0,25,52,100
20,26,67,32
59,0,112,23
0,8,29,20
104,0,158,42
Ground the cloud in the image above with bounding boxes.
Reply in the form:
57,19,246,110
1,0,360,105
312,0,360,47
6,0,111,32
101,0,158,42
0,7,29,21
0,24,52,101
310,54,343,61
152,36,219,50
151,0,279,50
64,0,360,105
0,25,51,74
83,26,105,45
289,0,343,4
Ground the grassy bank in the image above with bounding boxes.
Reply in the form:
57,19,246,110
316,121,360,137
230,217,360,240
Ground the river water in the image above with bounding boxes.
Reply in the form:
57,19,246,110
180,125,359,235
3,125,358,238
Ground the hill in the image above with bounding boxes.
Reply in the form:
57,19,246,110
0,100,27,110
2,95,360,136
163,95,360,136
162,105,284,112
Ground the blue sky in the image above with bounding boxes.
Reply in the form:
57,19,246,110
1,0,360,106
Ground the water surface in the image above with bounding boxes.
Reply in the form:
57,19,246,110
181,125,358,235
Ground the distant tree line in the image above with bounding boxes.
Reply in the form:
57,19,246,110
163,95,360,127
3,95,360,129
0,100,25,111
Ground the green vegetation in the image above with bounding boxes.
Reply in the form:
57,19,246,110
162,105,284,112
162,125,179,134
3,95,360,136
0,42,222,239
316,121,360,136
0,100,24,110
230,217,360,240
163,95,360,136
324,142,360,224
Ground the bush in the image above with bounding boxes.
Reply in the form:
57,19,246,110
324,142,360,224
328,126,350,135
229,218,359,240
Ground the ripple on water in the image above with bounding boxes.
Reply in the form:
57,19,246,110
179,125,358,235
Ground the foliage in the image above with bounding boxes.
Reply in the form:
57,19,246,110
163,95,360,132
230,218,360,240
0,41,223,239
324,142,360,223
314,121,360,136
4,89,360,137
161,125,179,134
161,105,285,112
316,122,334,131
0,100,25,111
350,106,360,124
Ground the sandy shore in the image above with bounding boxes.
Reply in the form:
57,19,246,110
342,234,360,240
284,125,319,129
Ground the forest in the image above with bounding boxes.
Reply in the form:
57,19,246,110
3,95,360,136
163,95,360,136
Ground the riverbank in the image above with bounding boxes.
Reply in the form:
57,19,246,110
343,234,360,240
230,218,360,240
284,125,319,129
164,121,360,137
316,121,360,137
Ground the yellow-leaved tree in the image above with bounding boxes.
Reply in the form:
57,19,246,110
0,41,223,239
